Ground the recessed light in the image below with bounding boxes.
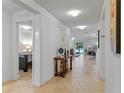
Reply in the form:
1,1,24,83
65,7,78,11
22,40,32,45
21,25,31,30
71,37,75,40
67,10,81,17
95,42,98,45
76,25,87,30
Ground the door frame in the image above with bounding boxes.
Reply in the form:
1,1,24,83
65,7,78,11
12,13,40,85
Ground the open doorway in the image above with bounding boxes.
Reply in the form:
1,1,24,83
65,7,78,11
18,20,33,81
75,42,84,54
74,42,84,57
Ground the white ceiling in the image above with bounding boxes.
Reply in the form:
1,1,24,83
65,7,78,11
71,24,98,40
19,20,32,27
34,0,104,40
2,0,23,13
3,0,104,40
35,0,103,27
19,20,32,34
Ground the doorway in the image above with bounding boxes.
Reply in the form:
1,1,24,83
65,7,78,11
75,42,84,54
18,20,33,81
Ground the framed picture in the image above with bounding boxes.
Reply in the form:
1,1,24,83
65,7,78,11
110,0,121,54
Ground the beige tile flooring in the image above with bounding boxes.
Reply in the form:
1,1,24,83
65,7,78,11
19,68,32,82
2,55,104,93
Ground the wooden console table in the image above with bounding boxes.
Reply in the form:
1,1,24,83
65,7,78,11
54,55,73,77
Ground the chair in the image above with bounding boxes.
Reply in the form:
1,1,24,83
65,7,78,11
19,54,28,72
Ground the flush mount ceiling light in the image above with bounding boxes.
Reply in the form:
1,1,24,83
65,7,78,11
95,42,98,45
22,40,32,46
21,25,32,30
76,25,87,30
71,37,75,40
67,10,81,17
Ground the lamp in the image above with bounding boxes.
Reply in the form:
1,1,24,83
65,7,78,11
25,44,32,52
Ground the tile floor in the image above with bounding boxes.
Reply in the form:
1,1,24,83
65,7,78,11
2,55,104,93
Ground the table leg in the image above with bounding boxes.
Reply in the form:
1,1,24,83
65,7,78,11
70,56,72,70
62,60,65,77
55,60,58,76
24,55,28,72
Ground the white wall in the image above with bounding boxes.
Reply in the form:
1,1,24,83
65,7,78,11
15,0,71,85
40,8,70,84
33,14,41,86
83,38,97,49
96,19,105,80
2,9,13,83
97,1,121,93
19,26,33,52
104,0,121,92
71,24,98,40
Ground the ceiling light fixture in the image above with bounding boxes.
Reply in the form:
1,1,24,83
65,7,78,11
95,42,98,45
21,25,31,30
22,40,32,46
76,25,87,30
67,10,81,17
71,37,75,40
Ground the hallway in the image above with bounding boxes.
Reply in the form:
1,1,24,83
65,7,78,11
3,55,104,93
